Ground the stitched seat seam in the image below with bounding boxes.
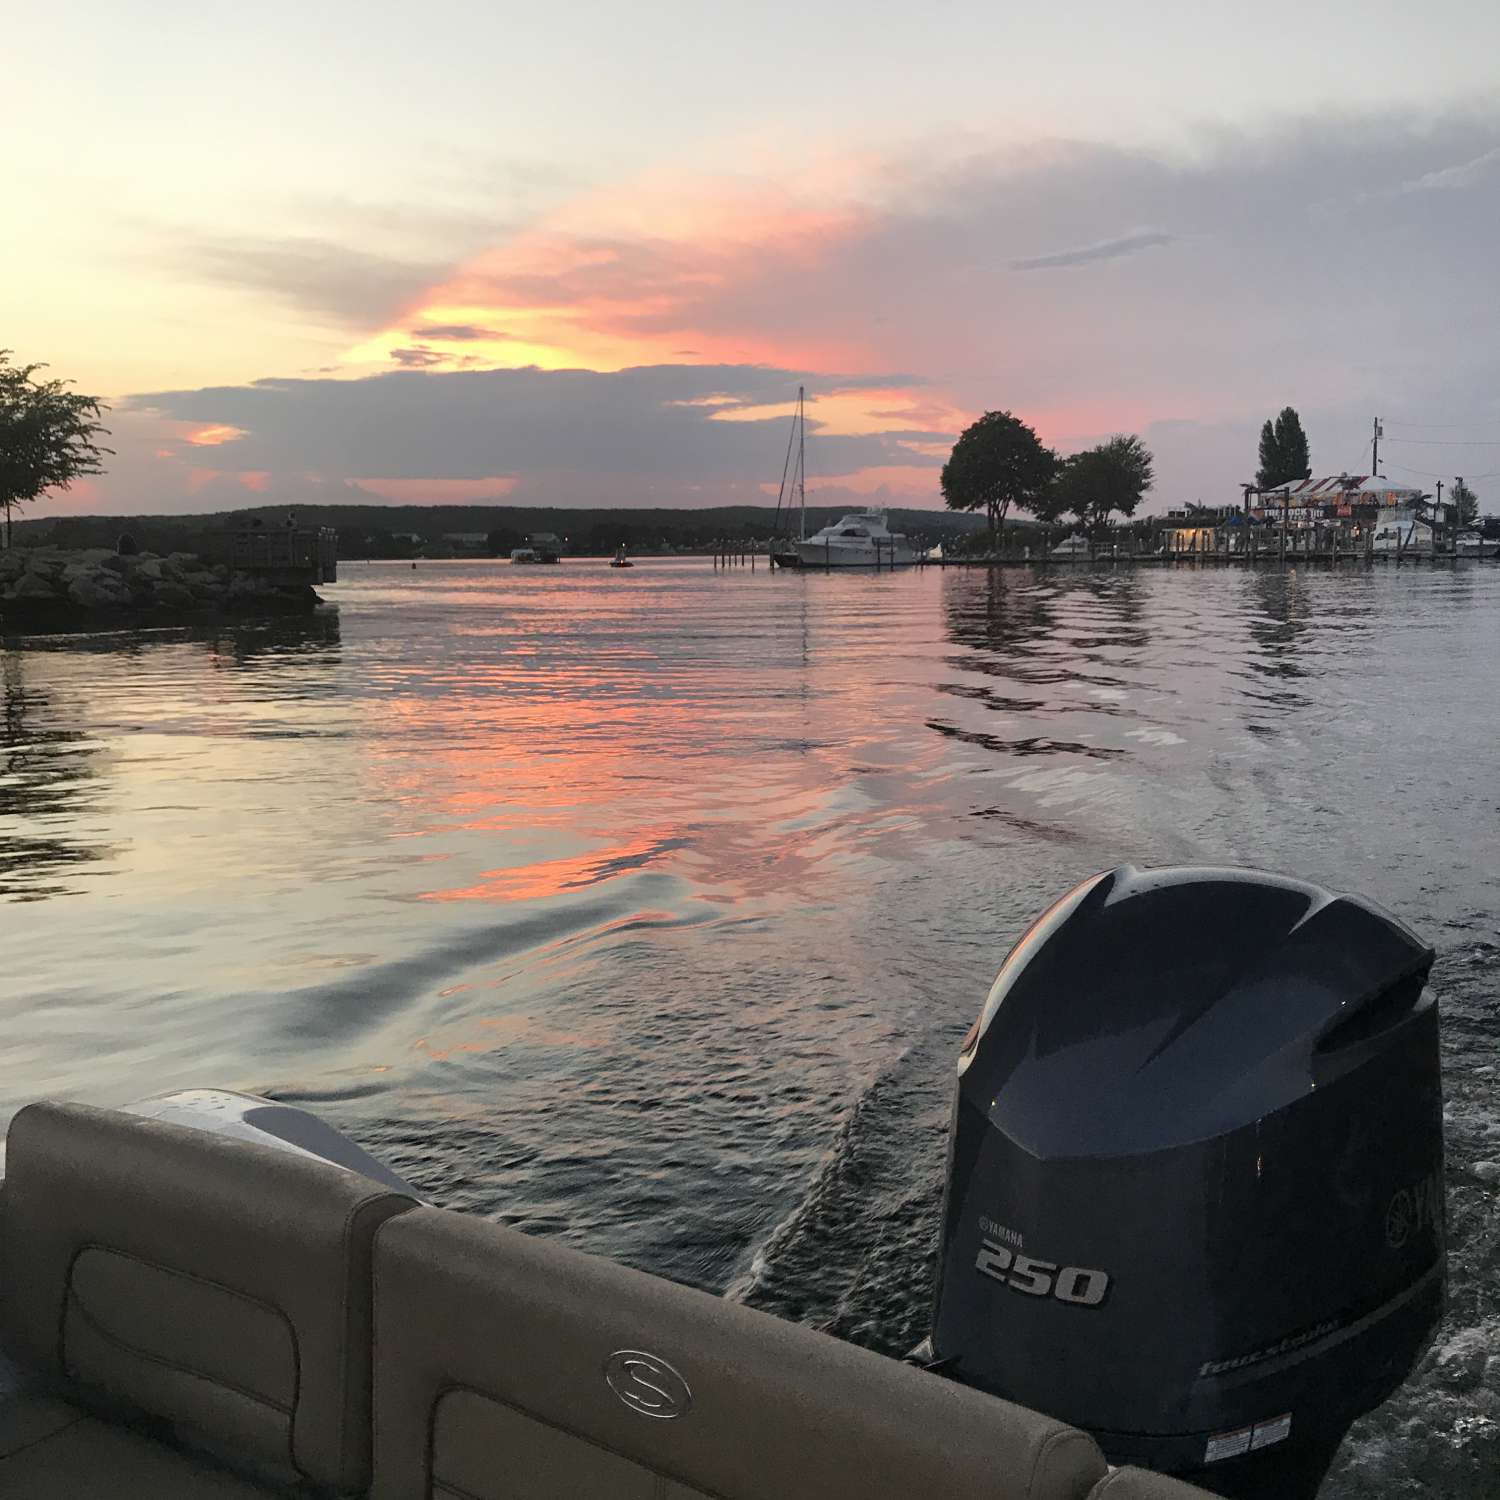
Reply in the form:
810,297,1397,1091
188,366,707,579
65,1293,294,1416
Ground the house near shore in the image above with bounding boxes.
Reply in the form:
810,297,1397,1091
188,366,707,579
1163,504,1241,554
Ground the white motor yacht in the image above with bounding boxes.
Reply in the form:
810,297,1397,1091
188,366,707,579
792,509,919,568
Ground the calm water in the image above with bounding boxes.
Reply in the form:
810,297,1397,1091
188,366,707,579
3,559,1498,1493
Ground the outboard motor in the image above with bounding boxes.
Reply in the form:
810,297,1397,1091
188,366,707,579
924,866,1444,1498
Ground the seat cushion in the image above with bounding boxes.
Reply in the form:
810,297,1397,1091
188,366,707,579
0,1101,413,1491
1086,1469,1218,1499
371,1205,1108,1500
0,1396,279,1499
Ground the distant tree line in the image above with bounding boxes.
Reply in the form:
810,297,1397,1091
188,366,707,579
940,412,1155,540
11,503,988,558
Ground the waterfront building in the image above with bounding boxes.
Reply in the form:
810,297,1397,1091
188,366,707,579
1162,504,1241,554
1249,475,1424,529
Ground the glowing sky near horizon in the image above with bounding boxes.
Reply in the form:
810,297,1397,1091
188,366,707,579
7,0,1500,515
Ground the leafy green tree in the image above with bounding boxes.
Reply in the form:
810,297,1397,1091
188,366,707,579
1256,406,1311,490
1046,435,1156,536
1451,479,1479,527
941,411,1058,539
0,352,111,548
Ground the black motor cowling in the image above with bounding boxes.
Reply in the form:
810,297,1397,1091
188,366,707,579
926,865,1444,1498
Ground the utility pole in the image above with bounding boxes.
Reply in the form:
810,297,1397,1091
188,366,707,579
1436,480,1445,558
1455,475,1465,553
1371,417,1382,478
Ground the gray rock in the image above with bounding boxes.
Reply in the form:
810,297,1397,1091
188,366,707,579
153,582,195,609
135,559,164,581
8,571,58,600
1473,1161,1500,1184
68,575,130,609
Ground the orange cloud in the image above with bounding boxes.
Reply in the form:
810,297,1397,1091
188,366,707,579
184,423,247,447
348,168,879,377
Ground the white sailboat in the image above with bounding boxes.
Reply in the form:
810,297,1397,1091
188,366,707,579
769,387,809,568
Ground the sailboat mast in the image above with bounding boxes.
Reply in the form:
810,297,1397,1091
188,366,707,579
798,385,806,541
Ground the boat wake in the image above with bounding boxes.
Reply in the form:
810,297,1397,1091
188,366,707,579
727,1030,953,1356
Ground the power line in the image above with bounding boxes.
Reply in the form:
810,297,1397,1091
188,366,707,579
1384,436,1500,447
1383,461,1449,480
1384,461,1500,482
1383,418,1500,431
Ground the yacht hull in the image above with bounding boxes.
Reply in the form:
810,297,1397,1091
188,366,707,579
790,540,918,568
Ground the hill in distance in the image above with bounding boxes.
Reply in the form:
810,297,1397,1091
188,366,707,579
13,502,990,558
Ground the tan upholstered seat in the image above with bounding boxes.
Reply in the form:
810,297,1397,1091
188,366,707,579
1086,1468,1220,1499
0,1101,413,1496
370,1205,1110,1500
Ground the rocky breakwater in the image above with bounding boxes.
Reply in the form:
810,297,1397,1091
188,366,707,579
0,547,326,631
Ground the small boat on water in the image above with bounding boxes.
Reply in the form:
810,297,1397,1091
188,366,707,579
1456,530,1499,559
610,545,634,568
511,531,562,564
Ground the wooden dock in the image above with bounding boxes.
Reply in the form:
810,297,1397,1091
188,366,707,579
921,527,1474,568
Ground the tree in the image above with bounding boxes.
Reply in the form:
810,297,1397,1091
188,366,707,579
1046,434,1155,536
941,411,1057,540
0,352,112,549
1452,479,1479,528
1255,405,1311,490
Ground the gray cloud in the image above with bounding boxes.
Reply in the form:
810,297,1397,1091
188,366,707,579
124,365,939,501
410,323,514,341
1399,144,1500,193
1009,229,1174,271
389,347,447,368
176,235,448,330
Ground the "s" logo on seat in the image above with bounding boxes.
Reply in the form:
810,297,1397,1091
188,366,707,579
604,1350,693,1420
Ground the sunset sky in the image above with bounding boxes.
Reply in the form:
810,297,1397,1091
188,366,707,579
8,1,1500,516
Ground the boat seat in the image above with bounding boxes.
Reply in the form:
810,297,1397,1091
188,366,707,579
0,1101,413,1496
0,1396,278,1498
1086,1468,1221,1499
369,1204,1110,1500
